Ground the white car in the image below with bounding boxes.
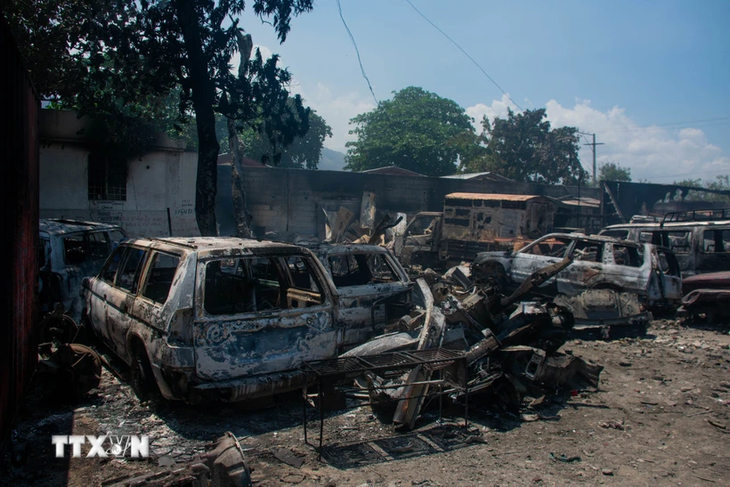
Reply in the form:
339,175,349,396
472,233,682,310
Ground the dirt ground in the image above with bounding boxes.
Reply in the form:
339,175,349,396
4,319,730,487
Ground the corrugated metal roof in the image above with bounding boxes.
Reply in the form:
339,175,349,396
445,192,544,202
361,166,424,177
441,172,514,182
560,197,601,208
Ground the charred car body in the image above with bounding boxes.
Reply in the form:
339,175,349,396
472,233,683,312
599,215,730,277
395,193,555,268
311,244,413,349
40,218,128,322
81,237,418,404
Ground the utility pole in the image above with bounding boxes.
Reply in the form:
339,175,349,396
580,132,604,186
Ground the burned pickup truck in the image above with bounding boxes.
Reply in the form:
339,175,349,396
81,237,416,404
472,233,683,325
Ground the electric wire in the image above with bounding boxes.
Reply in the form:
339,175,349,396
404,0,523,111
336,0,378,105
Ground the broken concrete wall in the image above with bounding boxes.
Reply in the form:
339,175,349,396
216,166,599,239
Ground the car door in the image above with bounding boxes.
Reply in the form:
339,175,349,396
596,242,649,295
133,251,183,341
106,247,149,358
192,252,337,382
652,247,683,304
87,245,126,347
548,239,606,295
402,214,442,253
325,250,412,347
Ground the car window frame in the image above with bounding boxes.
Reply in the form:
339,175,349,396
199,252,331,318
113,246,150,295
100,244,127,285
138,250,183,306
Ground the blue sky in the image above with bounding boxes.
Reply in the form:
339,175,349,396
237,0,730,183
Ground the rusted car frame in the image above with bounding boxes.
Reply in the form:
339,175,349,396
312,244,413,350
83,237,347,403
39,218,127,322
599,220,730,276
473,233,682,310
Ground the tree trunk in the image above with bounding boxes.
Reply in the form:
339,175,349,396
228,116,253,238
176,0,219,236
227,30,255,238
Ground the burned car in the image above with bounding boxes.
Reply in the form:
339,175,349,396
312,244,413,349
472,233,682,311
40,218,128,322
82,237,417,404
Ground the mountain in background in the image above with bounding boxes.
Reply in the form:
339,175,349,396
318,147,347,171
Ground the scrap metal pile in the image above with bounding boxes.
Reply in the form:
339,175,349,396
335,256,603,430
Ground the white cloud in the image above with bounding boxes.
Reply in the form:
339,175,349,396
466,98,730,183
465,94,518,130
230,43,373,154
294,82,375,153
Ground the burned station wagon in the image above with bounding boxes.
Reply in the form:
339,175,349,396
473,233,683,310
82,237,352,403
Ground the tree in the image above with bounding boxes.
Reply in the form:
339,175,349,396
6,0,314,236
243,101,332,169
462,108,585,185
674,175,730,202
344,87,477,176
598,162,632,182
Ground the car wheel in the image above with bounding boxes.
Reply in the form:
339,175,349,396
129,344,159,401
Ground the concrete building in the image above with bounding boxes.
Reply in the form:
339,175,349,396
39,110,199,237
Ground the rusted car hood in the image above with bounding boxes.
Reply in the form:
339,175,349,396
682,271,730,294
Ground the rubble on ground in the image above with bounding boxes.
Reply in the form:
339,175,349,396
304,257,604,434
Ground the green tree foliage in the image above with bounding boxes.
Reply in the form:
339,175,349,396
674,175,730,202
244,104,332,169
462,109,585,185
344,87,477,176
5,0,314,235
598,162,632,182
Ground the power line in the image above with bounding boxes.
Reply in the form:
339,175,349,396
404,0,523,111
336,0,378,105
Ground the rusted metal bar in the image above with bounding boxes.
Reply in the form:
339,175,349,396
500,254,574,309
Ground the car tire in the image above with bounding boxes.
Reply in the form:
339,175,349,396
129,344,159,401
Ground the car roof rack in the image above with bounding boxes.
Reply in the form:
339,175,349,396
46,218,112,227
661,208,730,225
